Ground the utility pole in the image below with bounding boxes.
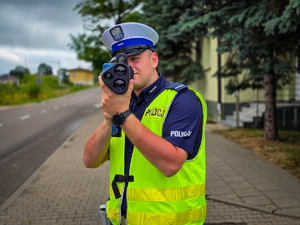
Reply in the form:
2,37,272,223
217,38,222,120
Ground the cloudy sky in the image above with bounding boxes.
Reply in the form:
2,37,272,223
0,0,94,75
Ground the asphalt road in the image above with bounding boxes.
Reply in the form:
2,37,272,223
0,87,102,205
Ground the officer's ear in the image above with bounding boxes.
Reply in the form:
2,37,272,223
150,51,158,69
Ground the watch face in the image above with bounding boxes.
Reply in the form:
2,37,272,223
113,114,123,125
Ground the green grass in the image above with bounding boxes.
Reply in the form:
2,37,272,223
0,83,95,106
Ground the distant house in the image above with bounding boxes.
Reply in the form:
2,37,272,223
0,74,19,85
68,68,94,86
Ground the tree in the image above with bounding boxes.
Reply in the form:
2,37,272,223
215,53,251,127
9,65,30,80
38,63,53,76
179,0,300,140
57,68,69,84
69,0,142,77
69,33,110,78
142,0,205,83
74,0,142,26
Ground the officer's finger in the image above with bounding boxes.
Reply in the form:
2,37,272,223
99,76,111,96
127,79,134,94
98,75,104,87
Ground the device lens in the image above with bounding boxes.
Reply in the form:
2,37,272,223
118,56,126,63
103,72,113,81
115,66,126,77
114,79,126,91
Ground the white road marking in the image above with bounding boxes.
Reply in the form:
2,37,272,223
54,106,59,110
0,123,2,127
20,115,30,120
94,104,101,109
41,109,47,114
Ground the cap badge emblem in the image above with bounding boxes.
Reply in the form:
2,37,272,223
110,26,124,41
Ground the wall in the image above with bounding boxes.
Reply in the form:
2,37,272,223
189,36,298,121
69,70,93,85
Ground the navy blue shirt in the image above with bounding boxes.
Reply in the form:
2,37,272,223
121,73,203,215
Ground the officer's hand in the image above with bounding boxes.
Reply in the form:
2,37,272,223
99,76,133,119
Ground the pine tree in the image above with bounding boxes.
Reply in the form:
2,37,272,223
180,0,300,140
142,0,205,84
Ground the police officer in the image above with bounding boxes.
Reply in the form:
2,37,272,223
84,22,207,225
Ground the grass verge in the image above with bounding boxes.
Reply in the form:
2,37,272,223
0,85,95,106
213,127,300,179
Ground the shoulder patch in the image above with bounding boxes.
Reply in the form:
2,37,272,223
166,82,188,92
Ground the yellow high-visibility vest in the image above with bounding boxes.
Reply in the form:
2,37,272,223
107,85,207,225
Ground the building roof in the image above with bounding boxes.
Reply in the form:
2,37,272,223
68,68,92,72
0,74,19,81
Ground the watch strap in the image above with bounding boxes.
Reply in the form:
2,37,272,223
112,109,133,125
121,109,133,119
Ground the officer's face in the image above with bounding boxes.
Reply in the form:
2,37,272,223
128,50,158,94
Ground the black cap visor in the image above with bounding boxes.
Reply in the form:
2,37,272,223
111,44,154,57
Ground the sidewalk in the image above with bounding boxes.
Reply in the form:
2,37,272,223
0,112,300,225
205,124,300,224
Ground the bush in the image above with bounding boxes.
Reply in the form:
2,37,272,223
0,74,92,105
23,75,42,99
0,83,20,104
26,83,41,99
42,75,59,88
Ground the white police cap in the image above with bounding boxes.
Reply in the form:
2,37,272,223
101,22,159,57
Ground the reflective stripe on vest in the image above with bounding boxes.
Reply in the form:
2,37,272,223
109,183,205,202
107,87,207,225
108,205,206,225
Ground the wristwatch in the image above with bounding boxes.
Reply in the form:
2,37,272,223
112,109,133,125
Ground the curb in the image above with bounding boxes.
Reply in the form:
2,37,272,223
0,119,81,215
